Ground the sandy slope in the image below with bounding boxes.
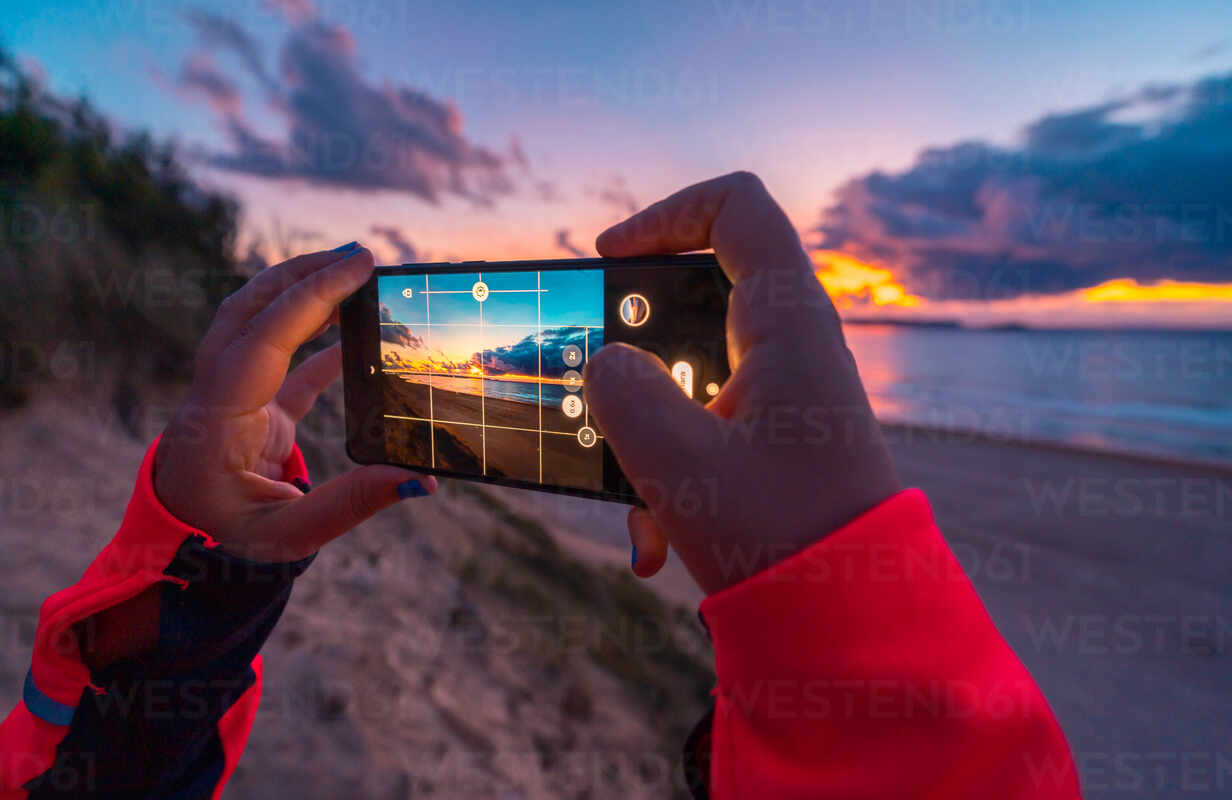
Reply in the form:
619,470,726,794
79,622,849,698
476,426,1232,799
0,393,710,799
1,394,1228,799
883,427,1231,800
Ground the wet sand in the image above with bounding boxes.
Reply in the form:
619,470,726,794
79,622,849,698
497,424,1232,800
1,396,1227,799
383,375,603,490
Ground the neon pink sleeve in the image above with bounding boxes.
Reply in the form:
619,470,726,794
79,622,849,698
701,489,1081,799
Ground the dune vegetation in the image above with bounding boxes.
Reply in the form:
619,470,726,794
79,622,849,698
0,52,715,798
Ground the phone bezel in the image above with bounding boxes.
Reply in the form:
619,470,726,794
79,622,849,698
341,253,724,505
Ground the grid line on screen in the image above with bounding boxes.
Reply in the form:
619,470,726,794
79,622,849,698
426,274,433,468
584,327,589,426
381,270,599,485
420,289,543,294
537,269,543,482
384,414,604,439
479,272,485,475
381,322,542,327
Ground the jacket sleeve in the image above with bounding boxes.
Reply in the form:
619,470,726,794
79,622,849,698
0,439,314,800
697,488,1082,799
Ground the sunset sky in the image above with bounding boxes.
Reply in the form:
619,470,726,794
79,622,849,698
6,0,1232,327
378,268,602,378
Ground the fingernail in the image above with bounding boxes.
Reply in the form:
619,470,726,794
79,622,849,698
397,479,429,499
331,241,358,253
631,545,638,568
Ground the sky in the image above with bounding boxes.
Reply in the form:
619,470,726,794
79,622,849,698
5,0,1232,327
378,268,602,377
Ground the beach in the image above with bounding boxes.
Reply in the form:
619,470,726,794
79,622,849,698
498,424,1232,800
885,428,1230,797
0,396,1227,799
382,374,604,490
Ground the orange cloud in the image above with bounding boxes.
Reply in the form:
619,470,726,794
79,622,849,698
1079,278,1232,303
810,250,921,308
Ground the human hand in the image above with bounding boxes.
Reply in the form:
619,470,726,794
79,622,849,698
583,173,900,594
154,243,436,563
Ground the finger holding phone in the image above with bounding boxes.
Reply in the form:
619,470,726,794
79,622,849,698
583,172,901,594
155,243,436,565
155,172,898,594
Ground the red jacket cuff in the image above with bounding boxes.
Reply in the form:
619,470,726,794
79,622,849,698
28,438,310,717
698,488,1080,799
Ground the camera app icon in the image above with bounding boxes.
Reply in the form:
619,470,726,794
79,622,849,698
619,293,650,327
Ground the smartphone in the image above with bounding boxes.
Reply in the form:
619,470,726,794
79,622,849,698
340,254,730,504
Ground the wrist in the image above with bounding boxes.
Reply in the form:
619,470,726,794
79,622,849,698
77,585,162,671
698,454,901,594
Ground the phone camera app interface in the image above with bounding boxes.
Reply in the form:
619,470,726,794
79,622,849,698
377,269,605,491
618,293,650,327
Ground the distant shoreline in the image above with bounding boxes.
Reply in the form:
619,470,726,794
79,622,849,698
842,318,1232,334
383,373,603,490
391,365,1232,475
879,420,1232,475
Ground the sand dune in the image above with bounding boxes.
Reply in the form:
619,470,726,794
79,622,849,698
383,375,603,491
1,395,1227,799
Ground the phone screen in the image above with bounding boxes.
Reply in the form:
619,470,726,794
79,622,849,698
379,266,608,492
344,256,729,502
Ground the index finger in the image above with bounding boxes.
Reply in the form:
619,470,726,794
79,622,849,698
207,248,374,411
596,172,837,363
200,244,359,360
594,171,811,284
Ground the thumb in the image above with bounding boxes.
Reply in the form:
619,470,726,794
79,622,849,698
583,343,723,510
267,465,436,556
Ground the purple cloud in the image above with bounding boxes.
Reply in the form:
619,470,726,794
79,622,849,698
815,73,1232,300
177,53,241,117
535,180,562,203
370,224,419,263
176,9,515,205
183,9,278,95
554,228,587,257
595,175,638,214
379,303,424,349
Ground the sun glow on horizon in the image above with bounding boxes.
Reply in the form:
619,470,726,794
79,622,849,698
1079,278,1232,303
810,250,921,308
810,250,1232,318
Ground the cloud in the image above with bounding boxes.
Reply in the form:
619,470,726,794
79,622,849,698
177,53,241,117
176,8,515,204
594,175,638,214
379,303,424,349
265,0,315,23
554,228,587,257
535,180,562,202
1194,39,1228,61
369,224,419,263
508,135,529,170
183,8,277,94
815,72,1232,300
481,327,603,377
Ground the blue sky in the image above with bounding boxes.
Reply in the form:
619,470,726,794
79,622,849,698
6,0,1232,324
379,267,602,366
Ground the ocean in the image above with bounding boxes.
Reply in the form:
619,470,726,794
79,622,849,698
410,375,570,406
842,324,1232,466
411,327,1232,466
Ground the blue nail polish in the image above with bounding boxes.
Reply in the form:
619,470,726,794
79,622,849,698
331,241,358,253
397,479,428,499
631,544,638,568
